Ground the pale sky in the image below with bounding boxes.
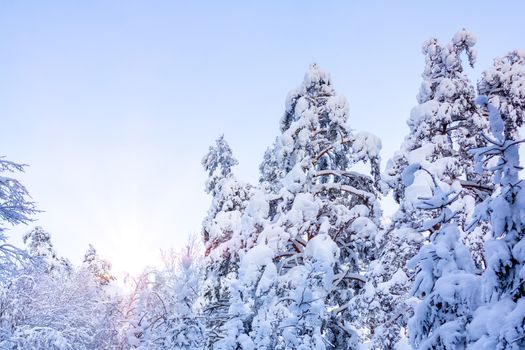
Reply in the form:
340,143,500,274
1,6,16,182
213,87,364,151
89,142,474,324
1,1,523,276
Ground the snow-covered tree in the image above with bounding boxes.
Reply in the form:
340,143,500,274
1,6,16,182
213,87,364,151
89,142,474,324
407,174,479,349
259,142,285,194
1,27,522,350
202,135,253,258
384,30,482,201
0,158,37,280
366,29,488,349
23,227,72,276
159,241,204,350
82,244,115,286
1,237,119,349
0,158,36,231
220,64,382,349
466,50,525,350
0,157,39,345
117,236,204,350
217,234,339,350
201,135,253,347
278,234,339,349
212,244,278,349
117,270,153,349
271,65,378,349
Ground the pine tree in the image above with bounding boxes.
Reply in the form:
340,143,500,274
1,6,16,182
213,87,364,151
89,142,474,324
231,64,382,349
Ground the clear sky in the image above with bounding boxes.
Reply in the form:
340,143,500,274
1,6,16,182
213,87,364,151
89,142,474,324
1,1,523,275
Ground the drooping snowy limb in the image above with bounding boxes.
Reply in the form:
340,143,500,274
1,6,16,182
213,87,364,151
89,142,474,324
370,187,476,349
404,138,481,349
476,50,525,141
409,223,479,349
400,158,479,349
0,243,30,277
311,138,351,166
331,270,366,286
317,270,369,316
312,183,376,205
0,158,37,230
456,180,493,193
0,157,37,284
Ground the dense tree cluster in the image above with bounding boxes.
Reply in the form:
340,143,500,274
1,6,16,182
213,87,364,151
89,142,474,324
0,30,523,349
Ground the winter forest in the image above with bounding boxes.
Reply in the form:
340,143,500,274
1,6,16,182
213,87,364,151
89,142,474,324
1,28,525,349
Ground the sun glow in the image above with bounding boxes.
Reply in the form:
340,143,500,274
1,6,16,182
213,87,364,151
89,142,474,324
95,212,163,280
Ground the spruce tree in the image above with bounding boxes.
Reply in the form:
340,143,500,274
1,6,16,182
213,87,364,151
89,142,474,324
407,176,479,349
367,29,488,349
466,50,525,349
201,135,253,347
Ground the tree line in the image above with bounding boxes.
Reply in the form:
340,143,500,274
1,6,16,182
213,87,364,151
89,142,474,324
0,29,523,349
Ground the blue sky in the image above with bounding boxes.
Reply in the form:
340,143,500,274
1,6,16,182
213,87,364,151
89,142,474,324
1,1,523,275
